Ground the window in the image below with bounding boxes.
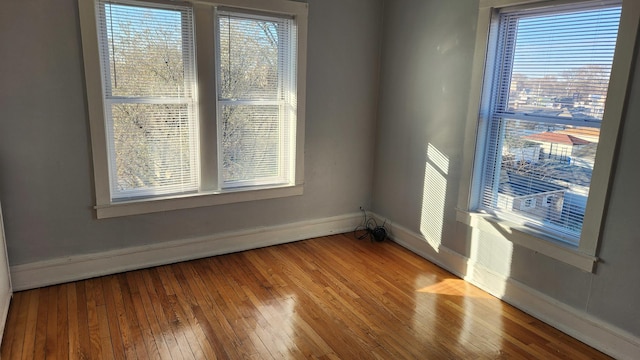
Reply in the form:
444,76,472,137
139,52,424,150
520,198,536,211
98,1,198,200
216,10,297,189
478,1,622,245
543,194,558,207
457,0,638,271
79,0,308,218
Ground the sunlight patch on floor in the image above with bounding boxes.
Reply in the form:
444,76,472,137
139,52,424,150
416,278,493,299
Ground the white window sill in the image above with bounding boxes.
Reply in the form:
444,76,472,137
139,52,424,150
95,184,304,219
456,209,597,272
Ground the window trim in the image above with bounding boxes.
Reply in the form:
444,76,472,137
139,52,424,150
78,0,308,219
456,0,639,271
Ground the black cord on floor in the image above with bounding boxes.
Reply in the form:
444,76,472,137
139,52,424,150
353,207,388,242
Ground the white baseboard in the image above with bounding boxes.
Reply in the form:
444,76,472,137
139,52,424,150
10,213,361,292
372,213,640,360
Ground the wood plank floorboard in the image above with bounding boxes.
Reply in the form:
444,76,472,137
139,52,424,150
0,234,612,359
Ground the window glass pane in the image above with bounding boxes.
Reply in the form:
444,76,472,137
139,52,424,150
218,14,282,100
220,104,283,183
482,118,597,242
505,7,621,120
109,103,198,197
102,3,193,97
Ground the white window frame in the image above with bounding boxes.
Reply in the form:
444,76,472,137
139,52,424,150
214,8,297,190
456,0,639,272
78,0,308,219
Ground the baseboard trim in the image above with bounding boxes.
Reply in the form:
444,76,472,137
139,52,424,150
11,213,361,291
372,213,640,360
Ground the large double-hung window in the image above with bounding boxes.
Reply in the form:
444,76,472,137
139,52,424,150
459,0,638,270
79,0,307,218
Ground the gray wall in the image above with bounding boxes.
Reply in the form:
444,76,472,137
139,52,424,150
372,0,640,336
0,0,382,265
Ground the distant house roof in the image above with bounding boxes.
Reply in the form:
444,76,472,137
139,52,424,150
555,127,600,143
523,132,591,145
499,173,566,197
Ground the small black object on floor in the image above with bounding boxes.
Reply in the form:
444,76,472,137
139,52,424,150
354,207,388,242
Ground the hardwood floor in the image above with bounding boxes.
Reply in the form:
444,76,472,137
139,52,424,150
0,234,610,359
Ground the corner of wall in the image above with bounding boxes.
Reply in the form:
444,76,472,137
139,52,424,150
370,212,640,360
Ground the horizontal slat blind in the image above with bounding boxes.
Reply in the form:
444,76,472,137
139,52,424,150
502,4,621,121
97,0,199,200
479,1,621,244
216,9,297,187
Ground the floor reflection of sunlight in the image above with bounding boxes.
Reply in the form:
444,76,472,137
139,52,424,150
250,294,299,355
420,144,450,252
416,278,492,299
414,277,505,356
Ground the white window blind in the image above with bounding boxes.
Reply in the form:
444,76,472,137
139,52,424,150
216,9,297,188
97,0,199,200
479,1,621,244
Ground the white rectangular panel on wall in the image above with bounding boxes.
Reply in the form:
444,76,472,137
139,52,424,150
0,202,12,345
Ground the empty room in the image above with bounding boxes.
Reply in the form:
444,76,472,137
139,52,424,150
0,0,639,358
